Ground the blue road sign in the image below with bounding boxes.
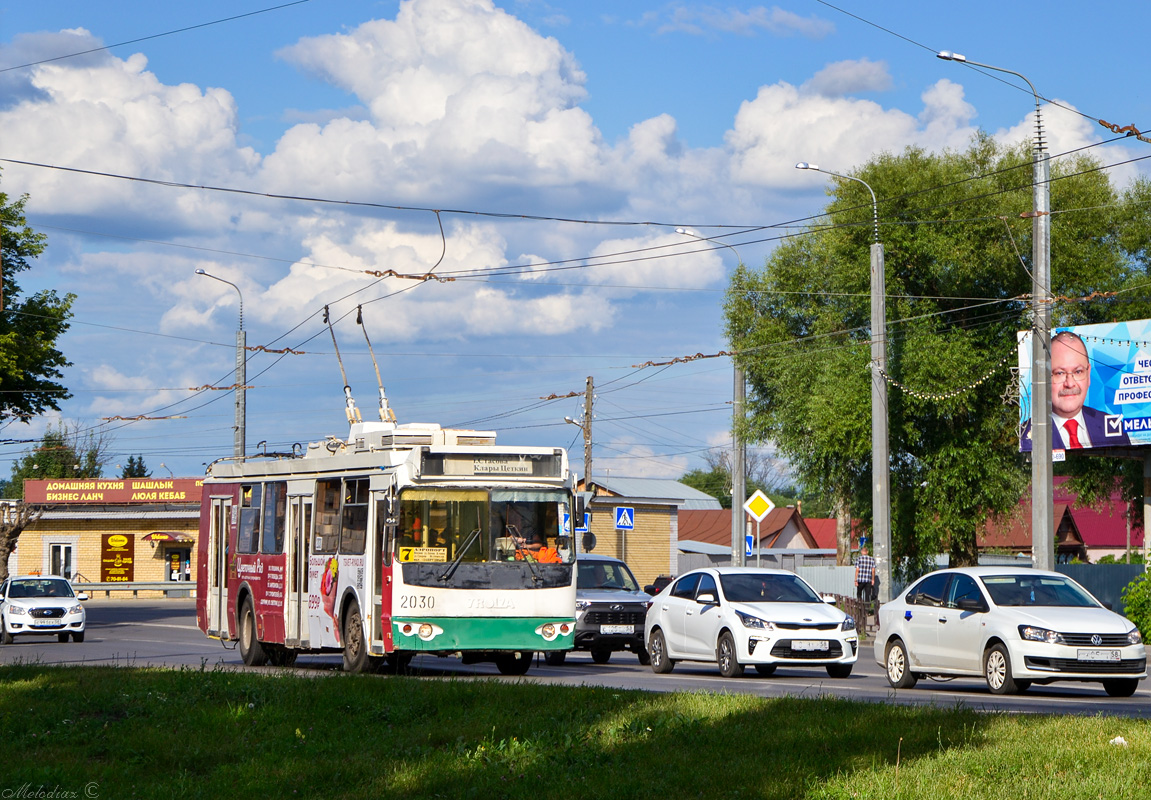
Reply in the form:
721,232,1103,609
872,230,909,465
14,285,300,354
575,512,590,534
614,506,634,530
745,533,754,557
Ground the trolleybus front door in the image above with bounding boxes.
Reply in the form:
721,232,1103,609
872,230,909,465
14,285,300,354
206,496,231,637
285,496,311,647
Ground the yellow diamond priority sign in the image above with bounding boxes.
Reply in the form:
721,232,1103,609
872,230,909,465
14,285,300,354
743,490,775,522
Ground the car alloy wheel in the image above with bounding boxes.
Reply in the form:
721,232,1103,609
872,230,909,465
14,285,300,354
885,639,917,689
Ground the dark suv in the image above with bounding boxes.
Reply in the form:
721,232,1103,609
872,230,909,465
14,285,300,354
546,554,651,665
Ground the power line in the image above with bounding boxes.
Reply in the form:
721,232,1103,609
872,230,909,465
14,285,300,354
0,1,313,73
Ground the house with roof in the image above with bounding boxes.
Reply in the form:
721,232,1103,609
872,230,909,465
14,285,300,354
1053,476,1143,562
981,500,1087,562
577,477,721,586
676,506,833,572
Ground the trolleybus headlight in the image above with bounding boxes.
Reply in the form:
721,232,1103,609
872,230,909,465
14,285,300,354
535,621,572,641
398,622,443,641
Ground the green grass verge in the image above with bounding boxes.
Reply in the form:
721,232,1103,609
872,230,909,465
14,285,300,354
2,662,1148,799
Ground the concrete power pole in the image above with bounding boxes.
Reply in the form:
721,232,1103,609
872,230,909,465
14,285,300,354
732,365,746,567
583,376,593,485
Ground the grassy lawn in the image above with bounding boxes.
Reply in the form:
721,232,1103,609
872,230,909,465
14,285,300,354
2,662,1148,799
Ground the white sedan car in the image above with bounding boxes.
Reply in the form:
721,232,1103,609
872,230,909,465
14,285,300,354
875,567,1146,696
0,575,88,643
644,567,858,678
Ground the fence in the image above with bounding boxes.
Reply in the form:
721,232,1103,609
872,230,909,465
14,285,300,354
72,581,194,599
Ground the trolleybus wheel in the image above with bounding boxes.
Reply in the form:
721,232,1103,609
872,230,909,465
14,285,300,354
342,602,370,673
496,651,532,675
385,652,413,673
238,597,268,667
267,645,298,667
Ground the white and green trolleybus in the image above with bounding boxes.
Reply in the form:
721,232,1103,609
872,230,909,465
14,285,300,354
196,421,579,673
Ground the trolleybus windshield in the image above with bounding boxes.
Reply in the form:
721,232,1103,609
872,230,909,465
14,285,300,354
396,488,573,564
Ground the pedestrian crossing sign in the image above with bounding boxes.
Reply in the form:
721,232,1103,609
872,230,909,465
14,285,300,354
614,506,634,530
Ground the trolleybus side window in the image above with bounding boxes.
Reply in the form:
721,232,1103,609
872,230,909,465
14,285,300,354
262,481,287,554
314,479,341,553
340,478,369,555
238,484,262,554
377,496,395,567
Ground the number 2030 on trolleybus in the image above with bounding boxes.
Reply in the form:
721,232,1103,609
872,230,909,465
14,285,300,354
195,420,580,674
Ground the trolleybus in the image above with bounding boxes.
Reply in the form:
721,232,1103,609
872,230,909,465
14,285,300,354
195,421,579,673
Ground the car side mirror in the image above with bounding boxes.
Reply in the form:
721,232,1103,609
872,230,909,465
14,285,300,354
76,592,89,602
696,592,717,606
822,594,837,605
957,597,986,613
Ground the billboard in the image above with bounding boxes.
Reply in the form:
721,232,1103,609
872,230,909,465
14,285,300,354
1019,319,1151,452
24,478,203,504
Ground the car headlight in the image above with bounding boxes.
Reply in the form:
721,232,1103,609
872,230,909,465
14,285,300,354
1018,625,1066,645
841,615,856,632
67,604,83,616
1128,628,1143,645
735,610,774,630
7,605,26,616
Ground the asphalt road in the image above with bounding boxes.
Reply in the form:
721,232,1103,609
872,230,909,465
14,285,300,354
3,599,1149,717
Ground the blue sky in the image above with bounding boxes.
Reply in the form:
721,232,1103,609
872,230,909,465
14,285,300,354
1,0,1149,484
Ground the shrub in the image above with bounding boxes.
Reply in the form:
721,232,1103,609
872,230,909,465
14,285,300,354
1120,571,1151,639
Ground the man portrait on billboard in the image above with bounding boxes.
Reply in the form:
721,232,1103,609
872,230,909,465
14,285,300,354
1025,330,1130,450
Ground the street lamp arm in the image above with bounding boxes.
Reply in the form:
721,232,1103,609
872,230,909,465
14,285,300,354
675,227,743,265
795,163,879,245
195,269,242,331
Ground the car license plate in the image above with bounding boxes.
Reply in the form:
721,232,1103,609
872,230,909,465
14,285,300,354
31,619,60,627
600,624,634,635
1077,649,1121,662
793,640,829,651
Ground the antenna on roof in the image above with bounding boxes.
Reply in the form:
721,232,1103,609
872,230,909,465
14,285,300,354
323,305,361,425
356,305,397,424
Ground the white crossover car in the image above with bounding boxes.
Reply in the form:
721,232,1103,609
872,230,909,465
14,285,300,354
644,567,858,678
875,567,1146,696
0,575,88,643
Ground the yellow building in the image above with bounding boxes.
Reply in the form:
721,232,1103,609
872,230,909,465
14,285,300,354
578,477,721,587
19,478,202,597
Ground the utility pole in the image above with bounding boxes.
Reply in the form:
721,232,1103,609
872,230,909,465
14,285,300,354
731,365,746,567
582,376,593,485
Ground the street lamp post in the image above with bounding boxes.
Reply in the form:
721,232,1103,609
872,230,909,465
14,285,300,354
936,52,1053,570
795,162,891,602
677,228,747,567
196,269,246,460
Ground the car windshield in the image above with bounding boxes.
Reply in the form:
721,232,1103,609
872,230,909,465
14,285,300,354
7,579,75,599
577,560,640,591
981,574,1099,608
720,573,822,603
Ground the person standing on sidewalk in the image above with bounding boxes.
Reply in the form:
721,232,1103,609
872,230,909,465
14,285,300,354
855,544,876,603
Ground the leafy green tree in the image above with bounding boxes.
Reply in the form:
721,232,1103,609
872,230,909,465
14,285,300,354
120,455,151,478
1,174,74,421
726,135,1151,572
1121,572,1151,641
5,422,110,499
680,448,785,509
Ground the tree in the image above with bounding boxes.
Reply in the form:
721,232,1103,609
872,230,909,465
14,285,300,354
0,501,42,583
1,173,74,422
5,422,111,499
680,447,787,508
120,455,151,478
726,135,1151,574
